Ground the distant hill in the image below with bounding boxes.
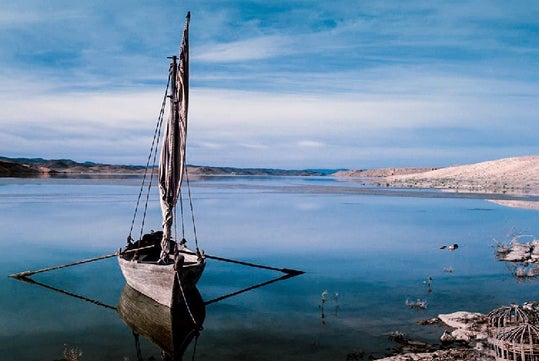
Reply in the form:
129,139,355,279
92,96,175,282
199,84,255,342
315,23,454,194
384,155,539,195
0,156,325,177
4,155,539,197
0,156,145,176
0,159,49,176
333,167,438,177
188,165,325,176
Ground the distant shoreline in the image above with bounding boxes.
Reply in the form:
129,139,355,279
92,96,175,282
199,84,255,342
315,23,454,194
0,156,327,178
3,155,539,201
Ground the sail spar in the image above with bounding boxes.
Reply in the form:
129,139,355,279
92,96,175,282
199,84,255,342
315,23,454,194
159,12,190,263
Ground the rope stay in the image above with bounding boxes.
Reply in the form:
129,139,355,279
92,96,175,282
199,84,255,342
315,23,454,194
185,170,199,251
133,332,142,361
174,268,202,361
126,59,199,246
175,272,199,327
127,71,171,242
178,188,185,240
138,72,170,242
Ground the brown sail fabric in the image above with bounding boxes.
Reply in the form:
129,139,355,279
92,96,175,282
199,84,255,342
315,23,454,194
159,12,190,263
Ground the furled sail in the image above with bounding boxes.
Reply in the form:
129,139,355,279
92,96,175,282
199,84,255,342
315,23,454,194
159,12,190,263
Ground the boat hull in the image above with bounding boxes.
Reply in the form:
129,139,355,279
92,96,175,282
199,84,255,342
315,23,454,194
118,252,205,308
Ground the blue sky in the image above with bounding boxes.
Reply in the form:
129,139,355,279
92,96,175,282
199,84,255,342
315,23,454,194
1,1,538,169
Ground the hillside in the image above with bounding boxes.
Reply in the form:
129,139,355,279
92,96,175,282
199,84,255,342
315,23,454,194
333,167,438,177
0,157,145,176
4,155,539,198
0,160,52,176
0,157,324,177
384,155,539,196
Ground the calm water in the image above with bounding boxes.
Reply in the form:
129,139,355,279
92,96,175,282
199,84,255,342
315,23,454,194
1,176,539,360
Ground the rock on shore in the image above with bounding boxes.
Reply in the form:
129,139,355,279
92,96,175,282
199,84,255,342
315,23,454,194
375,348,488,361
376,311,491,360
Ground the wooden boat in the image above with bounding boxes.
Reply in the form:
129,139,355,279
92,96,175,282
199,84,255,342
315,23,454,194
118,283,205,360
118,11,205,308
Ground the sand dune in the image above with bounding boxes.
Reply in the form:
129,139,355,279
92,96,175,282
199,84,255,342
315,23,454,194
385,155,539,196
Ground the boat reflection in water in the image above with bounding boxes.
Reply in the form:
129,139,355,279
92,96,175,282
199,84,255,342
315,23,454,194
118,284,205,361
10,254,303,360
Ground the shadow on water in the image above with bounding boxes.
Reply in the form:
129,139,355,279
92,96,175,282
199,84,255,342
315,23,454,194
12,276,117,310
11,271,303,360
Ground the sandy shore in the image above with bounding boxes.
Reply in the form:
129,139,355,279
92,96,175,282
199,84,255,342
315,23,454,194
333,155,539,210
335,156,539,209
383,155,539,197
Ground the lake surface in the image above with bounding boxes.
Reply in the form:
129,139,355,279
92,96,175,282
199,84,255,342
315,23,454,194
1,176,539,360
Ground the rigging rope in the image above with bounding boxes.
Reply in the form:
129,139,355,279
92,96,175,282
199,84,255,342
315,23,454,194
133,332,142,361
175,272,199,327
179,189,186,239
125,60,199,252
185,170,199,251
127,71,171,242
191,334,199,361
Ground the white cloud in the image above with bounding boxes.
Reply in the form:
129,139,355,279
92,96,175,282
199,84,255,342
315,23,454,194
1,74,537,167
1,83,161,129
298,140,325,148
195,35,294,63
239,143,269,150
1,1,538,168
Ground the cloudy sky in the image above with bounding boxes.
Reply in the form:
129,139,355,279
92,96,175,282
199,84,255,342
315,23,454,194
1,1,538,169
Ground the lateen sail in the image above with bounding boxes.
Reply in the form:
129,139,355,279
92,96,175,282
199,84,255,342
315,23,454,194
159,12,190,263
118,11,204,309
